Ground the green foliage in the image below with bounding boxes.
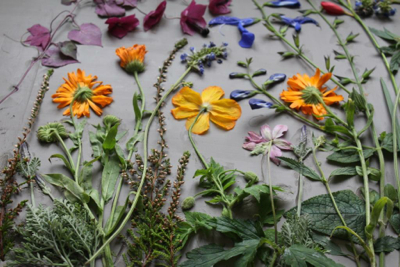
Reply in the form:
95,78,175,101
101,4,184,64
279,157,322,181
370,27,400,73
8,199,101,266
327,148,375,164
282,244,344,267
375,236,400,253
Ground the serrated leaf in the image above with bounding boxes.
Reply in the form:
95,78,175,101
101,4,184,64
282,244,344,267
390,213,400,234
279,157,321,181
329,167,357,178
327,148,374,164
311,232,346,256
384,184,398,202
206,217,264,240
375,236,400,253
234,184,282,203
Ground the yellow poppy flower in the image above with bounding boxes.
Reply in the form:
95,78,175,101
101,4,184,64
52,69,113,118
116,44,147,73
280,69,343,120
171,86,242,135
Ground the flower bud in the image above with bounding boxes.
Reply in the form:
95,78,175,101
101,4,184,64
182,196,195,210
230,90,256,101
244,171,259,183
249,99,274,110
221,207,231,218
252,68,267,77
103,115,120,128
37,122,68,143
321,2,348,16
229,72,247,79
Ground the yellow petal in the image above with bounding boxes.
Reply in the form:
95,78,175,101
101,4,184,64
210,99,241,120
185,113,210,135
210,113,237,131
171,107,199,119
172,87,202,109
201,86,224,103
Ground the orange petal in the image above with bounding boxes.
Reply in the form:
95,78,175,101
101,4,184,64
172,87,202,109
88,100,103,116
91,95,113,107
185,113,210,135
171,107,199,120
317,72,332,89
201,86,224,103
210,113,237,131
93,85,112,95
209,99,241,120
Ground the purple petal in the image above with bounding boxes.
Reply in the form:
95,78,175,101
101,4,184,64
105,15,139,39
261,125,272,141
209,0,232,15
237,21,255,48
243,142,257,151
274,139,292,150
108,25,129,39
68,23,102,47
269,145,282,165
246,131,264,143
95,1,125,17
24,24,51,50
41,46,79,68
209,16,241,26
272,124,288,139
115,0,137,7
143,1,167,31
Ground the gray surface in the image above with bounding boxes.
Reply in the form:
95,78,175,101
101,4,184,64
0,0,400,266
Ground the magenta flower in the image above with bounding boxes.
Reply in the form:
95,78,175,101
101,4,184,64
143,1,167,31
243,124,292,165
180,0,209,36
105,14,139,39
209,0,232,15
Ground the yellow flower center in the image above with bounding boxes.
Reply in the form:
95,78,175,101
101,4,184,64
301,86,322,105
74,84,93,103
201,102,212,112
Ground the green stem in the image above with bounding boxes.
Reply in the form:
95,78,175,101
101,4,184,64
30,182,35,207
85,67,193,265
55,132,75,172
188,109,209,169
296,160,303,217
134,71,146,117
392,90,400,217
252,0,350,94
265,144,278,243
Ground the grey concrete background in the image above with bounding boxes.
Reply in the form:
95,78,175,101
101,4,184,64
0,0,400,266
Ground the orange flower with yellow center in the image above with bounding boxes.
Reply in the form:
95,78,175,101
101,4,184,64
171,86,242,135
280,69,343,120
52,69,113,118
116,44,147,73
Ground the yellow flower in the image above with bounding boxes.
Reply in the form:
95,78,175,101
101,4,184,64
171,86,242,135
116,44,147,73
52,69,113,118
280,69,343,120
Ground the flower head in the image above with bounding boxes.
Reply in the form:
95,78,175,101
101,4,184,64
180,0,209,36
181,43,228,74
264,0,301,8
37,122,68,143
280,69,343,120
209,0,232,15
278,15,319,32
116,44,147,73
143,1,167,31
105,14,139,39
52,69,113,118
171,86,241,135
243,124,292,165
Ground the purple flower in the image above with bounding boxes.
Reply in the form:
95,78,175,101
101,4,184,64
180,0,209,36
143,1,167,31
279,15,319,32
105,14,139,39
230,90,254,101
249,99,273,109
243,124,292,165
264,0,301,8
209,0,232,15
268,73,286,82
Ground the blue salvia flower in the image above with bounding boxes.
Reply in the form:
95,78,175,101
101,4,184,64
217,59,223,64
190,47,195,52
199,63,205,75
249,99,274,109
279,15,319,32
264,0,301,8
180,53,188,62
223,51,228,59
230,90,254,101
208,41,216,48
223,42,229,46
268,73,286,83
209,52,216,60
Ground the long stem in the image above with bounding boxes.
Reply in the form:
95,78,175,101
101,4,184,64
296,161,303,217
188,110,209,169
30,182,35,207
392,90,400,216
252,0,350,94
55,132,76,172
85,67,192,265
266,144,278,243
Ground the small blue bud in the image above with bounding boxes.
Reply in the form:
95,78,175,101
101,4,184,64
190,47,195,52
209,52,216,60
217,59,223,64
180,53,188,62
208,41,216,48
223,52,228,59
229,72,247,79
249,99,273,110
268,73,286,83
199,67,204,75
230,90,253,101
223,42,228,46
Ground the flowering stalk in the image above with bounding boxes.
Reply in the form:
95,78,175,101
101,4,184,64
307,1,386,266
252,0,350,94
86,40,191,265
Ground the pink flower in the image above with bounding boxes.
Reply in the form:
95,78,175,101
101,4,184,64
243,124,292,165
180,0,209,36
209,0,232,15
105,14,139,39
143,1,167,31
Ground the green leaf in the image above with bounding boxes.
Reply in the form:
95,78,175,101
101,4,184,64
48,154,74,174
177,212,214,245
59,41,78,60
287,190,366,241
327,148,374,164
333,50,346,60
375,236,400,253
329,167,357,178
88,189,102,213
89,131,103,158
115,130,127,141
365,197,393,238
380,132,397,152
311,232,346,256
355,166,381,181
126,132,144,152
361,67,375,80
115,144,127,168
282,244,344,267
293,34,300,48
369,27,400,42
322,118,352,137
390,51,400,73
179,240,260,267
79,162,93,190
234,184,282,203
389,213,400,234
278,51,296,59
101,155,121,202
384,184,398,202
105,191,136,236
42,173,89,203
102,123,119,152
206,217,264,241
357,105,374,137
381,78,400,145
345,32,359,44
324,56,331,72
344,99,355,128
333,19,344,28
279,157,322,181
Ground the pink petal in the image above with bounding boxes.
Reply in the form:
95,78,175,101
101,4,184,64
120,14,140,31
143,1,167,31
108,25,129,39
180,18,195,35
242,142,257,151
269,145,282,165
273,139,292,150
246,131,264,143
272,124,288,139
105,15,139,39
209,0,232,15
180,0,207,35
260,125,272,141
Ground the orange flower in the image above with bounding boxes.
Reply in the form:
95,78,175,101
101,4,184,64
52,69,113,118
116,44,147,73
171,86,242,135
280,69,343,120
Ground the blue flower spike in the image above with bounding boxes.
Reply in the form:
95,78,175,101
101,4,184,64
249,99,274,110
230,90,257,101
264,0,301,8
279,15,319,32
209,16,261,48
